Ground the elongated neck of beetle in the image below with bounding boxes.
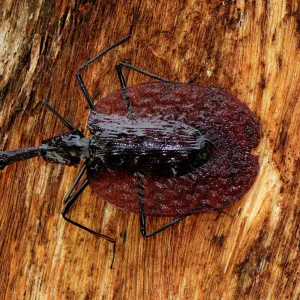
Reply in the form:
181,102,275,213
0,146,42,170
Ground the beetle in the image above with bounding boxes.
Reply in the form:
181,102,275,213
0,34,260,248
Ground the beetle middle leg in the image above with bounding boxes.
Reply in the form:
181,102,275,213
76,35,132,110
187,73,200,83
115,62,170,119
116,62,170,83
136,173,188,237
116,62,201,85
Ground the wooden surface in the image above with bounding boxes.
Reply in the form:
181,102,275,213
0,1,299,299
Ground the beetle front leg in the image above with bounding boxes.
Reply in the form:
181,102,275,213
136,173,188,237
115,62,170,119
40,101,82,135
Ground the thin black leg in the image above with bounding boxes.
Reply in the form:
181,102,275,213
116,62,170,83
115,64,136,120
118,62,200,85
187,72,200,83
115,62,170,119
62,178,115,242
62,176,116,268
40,100,82,135
136,173,188,237
76,35,132,110
63,163,87,203
218,210,233,217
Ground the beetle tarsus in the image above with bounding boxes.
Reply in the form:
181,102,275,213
109,242,116,269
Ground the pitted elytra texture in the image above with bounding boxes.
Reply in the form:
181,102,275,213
89,82,260,216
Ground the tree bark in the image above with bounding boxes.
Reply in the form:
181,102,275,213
0,0,299,299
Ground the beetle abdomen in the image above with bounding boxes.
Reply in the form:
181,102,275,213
89,113,216,176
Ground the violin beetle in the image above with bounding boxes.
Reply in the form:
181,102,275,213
0,35,260,244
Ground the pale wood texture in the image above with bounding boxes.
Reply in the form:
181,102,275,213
0,1,299,299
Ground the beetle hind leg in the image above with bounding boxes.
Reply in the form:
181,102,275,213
136,173,188,237
115,62,170,120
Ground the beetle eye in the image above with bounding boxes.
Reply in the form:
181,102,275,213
41,148,47,156
202,140,210,148
201,152,208,160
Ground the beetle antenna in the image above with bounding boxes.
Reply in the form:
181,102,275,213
0,146,42,170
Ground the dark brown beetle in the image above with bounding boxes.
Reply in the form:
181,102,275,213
0,35,260,248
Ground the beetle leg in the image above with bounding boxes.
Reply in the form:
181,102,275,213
115,62,170,119
62,177,116,268
187,72,201,83
63,163,87,203
117,62,201,84
40,100,83,136
76,35,132,110
116,62,170,83
62,178,115,243
115,64,136,119
136,173,188,237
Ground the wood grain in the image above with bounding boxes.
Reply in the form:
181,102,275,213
0,0,299,299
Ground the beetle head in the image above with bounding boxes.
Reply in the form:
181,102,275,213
41,133,90,165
